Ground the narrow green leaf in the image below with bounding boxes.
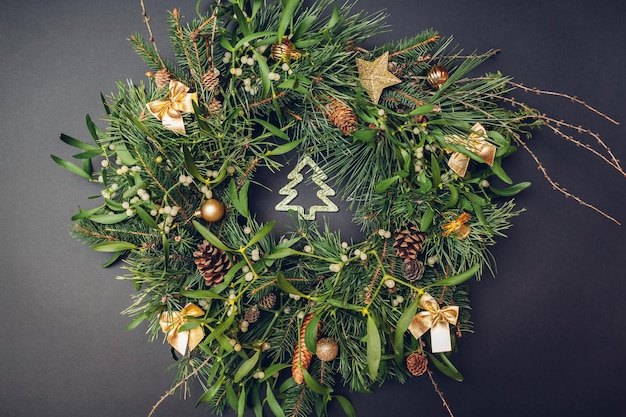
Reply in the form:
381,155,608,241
293,15,317,39
427,352,464,382
351,129,377,143
101,250,123,267
333,395,356,417
490,159,513,184
114,142,137,165
238,180,250,219
193,220,231,251
183,144,207,182
277,0,300,41
442,183,459,209
304,315,320,354
237,385,246,417
408,103,435,116
234,350,260,382
85,114,100,143
51,155,92,179
490,181,531,196
220,35,234,52
234,31,277,51
196,377,224,405
179,321,201,332
252,49,271,97
71,205,104,221
179,289,226,300
374,176,399,193
134,205,158,229
60,133,100,151
266,138,303,156
251,383,263,417
92,241,137,252
302,367,332,395
325,4,340,30
366,314,381,380
265,382,286,417
420,205,434,232
277,273,307,298
393,297,420,360
202,312,236,347
125,314,146,331
89,213,128,224
225,385,238,411
162,232,170,270
431,153,441,188
72,149,102,159
426,263,480,288
266,247,299,260
245,221,275,249
259,363,291,381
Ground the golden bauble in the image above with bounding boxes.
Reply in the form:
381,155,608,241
198,198,224,222
315,337,339,362
426,65,449,89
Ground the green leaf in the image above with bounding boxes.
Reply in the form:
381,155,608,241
304,315,320,354
225,384,238,411
51,155,92,179
266,247,299,260
72,149,102,159
89,213,128,225
277,0,300,41
252,49,271,98
427,352,464,382
302,367,332,395
251,383,263,417
333,395,356,417
92,241,137,252
245,221,275,249
234,31,277,51
259,363,291,381
489,181,531,196
179,289,226,300
393,297,420,361
293,15,317,40
408,103,435,116
253,118,291,141
85,114,100,143
196,377,224,405
277,272,307,298
134,205,158,229
489,159,513,184
442,183,459,209
265,382,286,417
192,220,231,251
351,129,377,143
420,205,434,232
431,153,441,188
426,263,480,287
114,142,137,165
234,350,260,382
366,314,381,380
125,314,146,331
71,205,104,221
178,321,201,332
237,385,246,417
183,144,208,182
325,4,340,30
266,138,303,156
202,311,235,347
374,176,400,193
60,134,100,151
101,250,123,267
220,35,234,52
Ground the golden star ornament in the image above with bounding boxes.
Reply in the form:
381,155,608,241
356,52,401,104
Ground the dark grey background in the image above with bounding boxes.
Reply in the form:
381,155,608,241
2,1,625,416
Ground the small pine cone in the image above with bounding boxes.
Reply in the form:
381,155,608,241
292,314,320,384
193,240,232,287
325,99,358,136
393,225,427,261
258,293,277,310
154,68,172,89
201,70,220,92
207,98,222,116
403,259,425,282
387,61,406,78
406,352,428,376
244,306,260,324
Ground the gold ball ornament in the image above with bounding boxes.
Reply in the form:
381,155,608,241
197,198,224,222
426,64,449,89
315,337,339,362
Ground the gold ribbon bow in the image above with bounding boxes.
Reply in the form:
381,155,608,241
159,303,205,356
444,122,496,177
408,292,459,353
146,80,198,134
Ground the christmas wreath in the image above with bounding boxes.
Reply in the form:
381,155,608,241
52,0,624,416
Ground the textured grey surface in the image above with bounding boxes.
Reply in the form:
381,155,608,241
1,1,625,416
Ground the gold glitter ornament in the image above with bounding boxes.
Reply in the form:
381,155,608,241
196,198,225,222
356,52,401,104
315,337,339,362
426,64,449,89
271,38,302,62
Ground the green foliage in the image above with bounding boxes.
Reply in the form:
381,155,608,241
53,0,550,415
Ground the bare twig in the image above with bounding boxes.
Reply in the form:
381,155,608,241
139,0,165,68
427,368,455,417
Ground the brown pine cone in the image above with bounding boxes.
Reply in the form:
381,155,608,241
207,98,222,116
244,306,260,324
393,225,427,261
201,70,220,93
406,352,428,376
325,99,358,136
258,293,277,310
193,240,232,287
403,259,425,282
154,68,172,89
292,314,320,384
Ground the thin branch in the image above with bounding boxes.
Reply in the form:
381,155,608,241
426,367,455,417
139,0,165,68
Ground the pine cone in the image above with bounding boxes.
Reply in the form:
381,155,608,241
387,60,406,78
244,306,260,324
325,99,358,136
258,293,277,310
201,70,220,92
292,314,320,384
403,259,425,282
406,352,428,376
193,240,232,287
207,98,222,116
154,68,172,89
393,226,427,261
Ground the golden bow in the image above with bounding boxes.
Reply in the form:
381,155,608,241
408,292,459,353
159,303,205,356
444,122,496,177
146,80,198,134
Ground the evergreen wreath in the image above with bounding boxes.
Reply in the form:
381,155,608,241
52,0,624,416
